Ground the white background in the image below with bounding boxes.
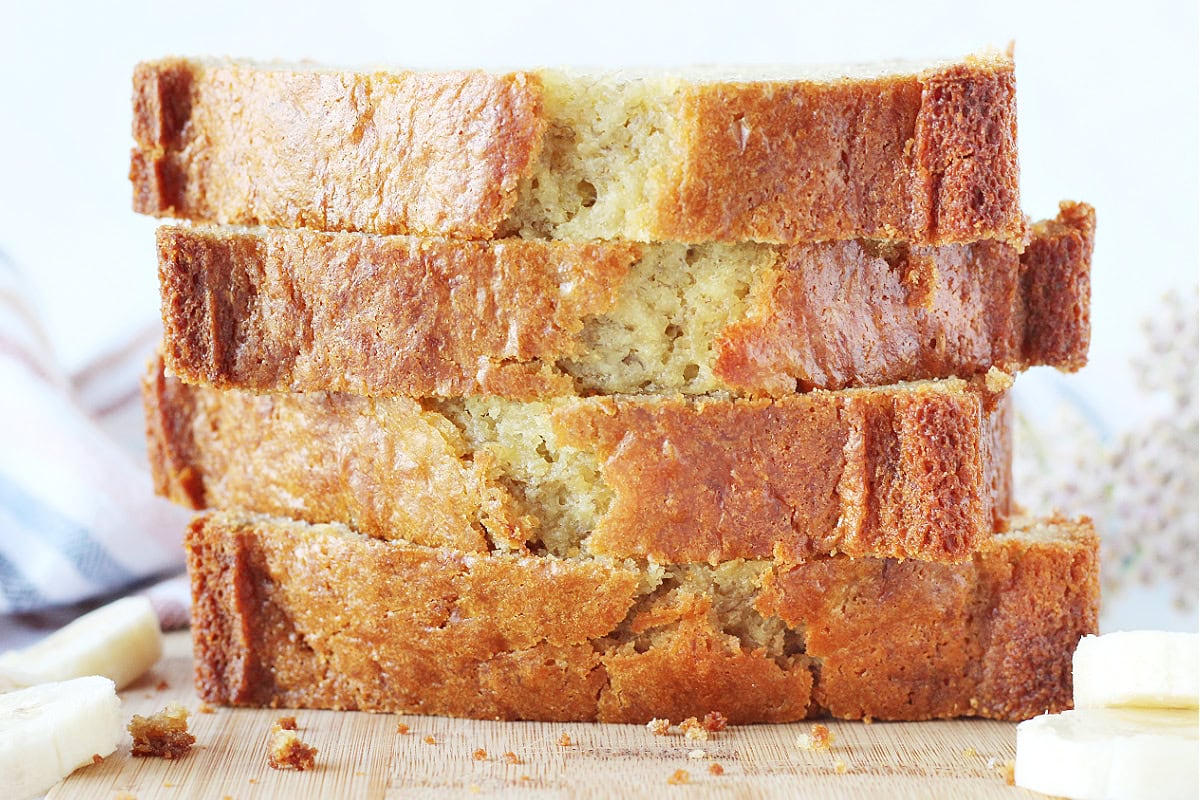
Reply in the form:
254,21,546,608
1,1,1196,626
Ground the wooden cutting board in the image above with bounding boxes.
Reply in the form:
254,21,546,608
50,631,1040,799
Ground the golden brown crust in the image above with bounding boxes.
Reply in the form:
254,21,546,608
550,383,1010,562
597,596,814,724
910,53,1022,244
971,518,1101,719
132,55,1021,245
1017,201,1095,371
142,357,204,507
663,52,1021,245
714,204,1093,393
157,226,638,400
756,519,1099,721
156,209,1090,401
132,59,546,238
188,512,1098,723
147,361,1011,563
143,354,529,552
188,515,626,718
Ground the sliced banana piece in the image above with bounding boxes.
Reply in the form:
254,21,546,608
0,596,163,692
0,675,122,800
1015,707,1198,800
1073,631,1199,709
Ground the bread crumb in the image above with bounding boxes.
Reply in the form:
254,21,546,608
702,711,728,733
962,746,978,757
834,759,847,775
985,366,1015,393
268,723,317,771
687,749,706,759
680,717,708,741
862,715,873,724
504,751,524,765
473,748,488,761
1002,759,1015,785
667,768,690,785
424,735,437,745
646,717,671,736
520,775,531,782
155,680,169,691
468,784,481,793
812,723,835,749
796,723,835,751
91,753,104,765
558,733,572,747
276,715,297,731
198,702,215,714
708,762,724,776
396,722,410,734
129,704,196,759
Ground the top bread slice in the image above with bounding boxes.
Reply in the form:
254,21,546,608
132,50,1020,245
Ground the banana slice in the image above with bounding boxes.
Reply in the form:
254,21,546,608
0,596,162,691
1015,707,1199,800
0,675,122,800
1074,631,1199,709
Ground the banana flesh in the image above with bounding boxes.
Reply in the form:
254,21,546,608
0,675,121,800
0,596,162,691
1015,707,1198,800
1074,631,1198,709
1016,630,1200,799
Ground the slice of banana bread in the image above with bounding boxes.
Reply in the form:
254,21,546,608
187,511,1097,723
156,203,1092,401
145,356,1011,564
132,50,1020,245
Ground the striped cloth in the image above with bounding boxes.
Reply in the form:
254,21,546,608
0,250,191,624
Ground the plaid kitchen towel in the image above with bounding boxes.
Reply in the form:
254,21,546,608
0,250,190,619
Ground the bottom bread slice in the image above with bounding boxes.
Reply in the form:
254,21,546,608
188,511,1098,724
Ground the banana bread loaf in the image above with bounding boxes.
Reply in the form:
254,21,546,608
146,357,1011,564
156,203,1092,401
187,511,1097,723
132,50,1020,245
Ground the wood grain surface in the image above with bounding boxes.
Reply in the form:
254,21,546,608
50,631,1041,799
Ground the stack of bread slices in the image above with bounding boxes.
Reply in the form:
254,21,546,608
134,48,1099,724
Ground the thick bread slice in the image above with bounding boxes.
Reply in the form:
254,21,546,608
187,512,1098,723
157,203,1092,400
145,356,1011,564
132,51,1021,245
